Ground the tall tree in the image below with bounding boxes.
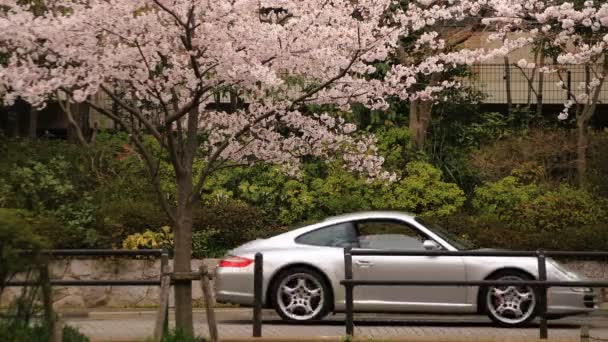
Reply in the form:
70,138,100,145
0,0,399,331
3,0,608,331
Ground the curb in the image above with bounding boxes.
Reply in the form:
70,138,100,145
218,337,577,342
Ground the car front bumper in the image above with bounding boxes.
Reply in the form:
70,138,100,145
547,287,598,315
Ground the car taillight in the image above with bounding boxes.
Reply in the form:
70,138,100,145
218,255,254,268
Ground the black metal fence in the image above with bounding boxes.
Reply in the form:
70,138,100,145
341,248,608,339
4,249,170,341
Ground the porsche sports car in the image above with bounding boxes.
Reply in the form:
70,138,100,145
215,211,597,326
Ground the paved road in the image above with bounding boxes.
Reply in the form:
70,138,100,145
63,309,608,341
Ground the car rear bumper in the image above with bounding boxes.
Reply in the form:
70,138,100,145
215,265,255,306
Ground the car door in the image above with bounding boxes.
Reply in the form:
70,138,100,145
351,219,469,312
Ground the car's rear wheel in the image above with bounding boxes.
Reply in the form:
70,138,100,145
481,270,538,327
270,267,331,321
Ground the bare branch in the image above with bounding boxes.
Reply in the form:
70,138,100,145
56,91,88,146
152,0,187,28
99,85,165,143
84,97,177,222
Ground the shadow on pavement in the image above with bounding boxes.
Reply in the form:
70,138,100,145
218,318,581,329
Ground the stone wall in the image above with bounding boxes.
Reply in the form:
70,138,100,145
1,259,606,309
1,258,219,309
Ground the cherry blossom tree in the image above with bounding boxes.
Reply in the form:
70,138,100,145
1,0,402,331
3,0,608,332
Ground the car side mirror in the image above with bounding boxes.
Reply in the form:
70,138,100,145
423,240,441,251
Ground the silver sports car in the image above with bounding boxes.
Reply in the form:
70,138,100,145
215,211,597,326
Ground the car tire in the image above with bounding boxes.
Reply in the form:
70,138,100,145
270,267,332,322
481,270,539,327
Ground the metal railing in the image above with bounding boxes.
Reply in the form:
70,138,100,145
4,249,169,341
5,249,167,287
341,248,608,339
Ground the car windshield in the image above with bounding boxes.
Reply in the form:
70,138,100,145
414,217,476,250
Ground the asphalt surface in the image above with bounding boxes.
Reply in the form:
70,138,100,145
62,308,608,341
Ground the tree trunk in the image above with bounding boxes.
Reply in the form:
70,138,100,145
504,56,512,114
7,106,19,138
409,98,433,150
575,56,608,187
576,116,590,186
28,106,38,139
536,49,546,117
174,175,194,334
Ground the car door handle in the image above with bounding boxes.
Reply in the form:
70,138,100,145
355,260,374,268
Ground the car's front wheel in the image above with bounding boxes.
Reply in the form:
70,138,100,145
482,270,538,327
270,267,331,321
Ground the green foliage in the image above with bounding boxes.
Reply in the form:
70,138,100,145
192,229,223,258
210,160,465,226
0,209,49,291
122,226,174,250
473,176,541,219
473,174,607,233
470,128,577,185
588,130,608,196
0,322,89,342
157,329,206,342
430,212,608,251
192,202,279,252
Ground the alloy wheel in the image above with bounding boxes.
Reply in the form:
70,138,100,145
486,275,536,325
276,272,324,320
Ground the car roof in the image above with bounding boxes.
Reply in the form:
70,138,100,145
323,211,416,223
262,210,458,251
281,211,418,237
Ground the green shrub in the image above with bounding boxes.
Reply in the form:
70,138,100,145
469,128,577,184
0,209,49,291
122,226,174,251
0,322,89,342
96,200,171,239
430,213,608,251
193,202,277,253
376,161,465,216
473,175,607,233
156,329,205,342
473,176,541,220
192,229,223,258
437,174,608,251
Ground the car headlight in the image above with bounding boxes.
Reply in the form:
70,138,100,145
547,259,591,292
548,259,581,280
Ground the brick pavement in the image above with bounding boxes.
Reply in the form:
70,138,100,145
62,310,608,342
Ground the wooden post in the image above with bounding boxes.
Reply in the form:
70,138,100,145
40,263,54,333
200,264,218,342
53,317,64,342
154,251,171,342
580,325,590,342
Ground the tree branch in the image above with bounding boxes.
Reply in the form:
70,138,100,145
84,97,177,222
56,91,88,146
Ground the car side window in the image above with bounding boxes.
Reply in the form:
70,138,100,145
295,222,359,248
357,220,429,250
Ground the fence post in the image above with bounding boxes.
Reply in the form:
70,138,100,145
253,253,263,338
567,71,572,100
161,249,170,335
40,262,54,333
53,316,64,342
344,247,354,337
200,264,218,342
537,249,548,339
154,250,171,341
